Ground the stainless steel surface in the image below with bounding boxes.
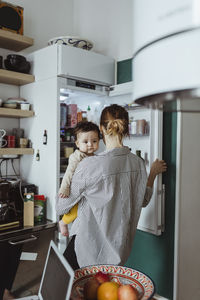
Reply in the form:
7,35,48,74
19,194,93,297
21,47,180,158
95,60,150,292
135,88,200,112
8,234,37,245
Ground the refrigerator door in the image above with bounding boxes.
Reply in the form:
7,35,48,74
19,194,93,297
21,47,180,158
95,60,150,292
133,0,200,54
124,107,164,235
108,89,164,235
133,28,200,112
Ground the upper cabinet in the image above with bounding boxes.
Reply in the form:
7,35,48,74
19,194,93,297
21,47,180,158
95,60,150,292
0,29,35,86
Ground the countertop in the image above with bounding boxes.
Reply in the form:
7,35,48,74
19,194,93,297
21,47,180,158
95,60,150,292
0,219,57,241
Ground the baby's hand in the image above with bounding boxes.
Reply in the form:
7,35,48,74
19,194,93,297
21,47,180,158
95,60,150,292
151,159,167,176
59,193,69,198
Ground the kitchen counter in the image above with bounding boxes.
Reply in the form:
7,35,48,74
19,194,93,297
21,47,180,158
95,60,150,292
0,219,57,242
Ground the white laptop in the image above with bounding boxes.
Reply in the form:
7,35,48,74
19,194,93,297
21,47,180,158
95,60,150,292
16,240,74,300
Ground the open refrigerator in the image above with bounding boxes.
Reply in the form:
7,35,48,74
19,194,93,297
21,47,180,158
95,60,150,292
19,44,164,236
58,78,164,236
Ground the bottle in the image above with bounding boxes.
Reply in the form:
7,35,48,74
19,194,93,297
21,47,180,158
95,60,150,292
136,150,144,161
43,130,47,145
86,105,92,122
66,131,71,142
36,149,40,161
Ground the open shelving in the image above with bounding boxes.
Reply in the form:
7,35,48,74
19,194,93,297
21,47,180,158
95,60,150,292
0,107,34,118
0,148,34,156
0,69,35,86
0,29,34,51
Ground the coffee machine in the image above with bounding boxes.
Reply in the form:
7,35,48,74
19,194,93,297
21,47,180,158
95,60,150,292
0,179,37,231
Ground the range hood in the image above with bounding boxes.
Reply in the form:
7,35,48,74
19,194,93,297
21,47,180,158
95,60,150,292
132,3,200,112
135,88,200,113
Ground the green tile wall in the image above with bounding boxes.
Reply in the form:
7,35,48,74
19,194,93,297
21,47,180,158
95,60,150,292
117,59,132,84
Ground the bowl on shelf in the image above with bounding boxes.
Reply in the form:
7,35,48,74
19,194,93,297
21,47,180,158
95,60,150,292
4,54,31,74
48,36,93,50
71,264,155,300
3,103,17,109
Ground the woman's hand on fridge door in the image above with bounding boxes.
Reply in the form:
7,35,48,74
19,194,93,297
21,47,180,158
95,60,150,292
147,159,167,188
151,159,167,176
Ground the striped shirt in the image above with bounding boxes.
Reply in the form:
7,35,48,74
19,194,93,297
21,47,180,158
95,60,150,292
56,146,152,267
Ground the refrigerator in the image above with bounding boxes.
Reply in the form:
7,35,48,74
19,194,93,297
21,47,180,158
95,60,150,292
132,1,200,299
19,44,164,235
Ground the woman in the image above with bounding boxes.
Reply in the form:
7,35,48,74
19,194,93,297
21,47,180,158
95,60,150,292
56,104,166,270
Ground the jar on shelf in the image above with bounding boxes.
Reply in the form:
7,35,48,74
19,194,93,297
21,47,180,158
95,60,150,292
137,119,146,135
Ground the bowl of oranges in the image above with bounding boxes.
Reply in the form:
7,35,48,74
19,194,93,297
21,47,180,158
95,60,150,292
71,264,155,300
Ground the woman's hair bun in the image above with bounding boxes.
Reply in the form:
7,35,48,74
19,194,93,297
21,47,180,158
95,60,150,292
106,119,125,136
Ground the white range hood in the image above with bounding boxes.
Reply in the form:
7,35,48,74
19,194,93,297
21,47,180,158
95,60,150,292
133,0,200,112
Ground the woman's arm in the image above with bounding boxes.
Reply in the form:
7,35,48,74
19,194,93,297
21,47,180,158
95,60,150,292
143,159,167,207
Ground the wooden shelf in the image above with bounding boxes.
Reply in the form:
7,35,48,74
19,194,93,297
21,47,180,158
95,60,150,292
0,148,34,156
0,107,34,118
0,69,35,86
0,29,34,51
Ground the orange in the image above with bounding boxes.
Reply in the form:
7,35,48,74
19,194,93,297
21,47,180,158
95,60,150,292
97,281,120,300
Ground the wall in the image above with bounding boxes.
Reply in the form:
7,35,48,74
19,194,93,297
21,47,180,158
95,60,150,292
73,0,133,60
6,0,74,53
3,0,133,60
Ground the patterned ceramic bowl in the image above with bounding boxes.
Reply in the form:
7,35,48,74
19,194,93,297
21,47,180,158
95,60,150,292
48,36,93,50
71,264,155,300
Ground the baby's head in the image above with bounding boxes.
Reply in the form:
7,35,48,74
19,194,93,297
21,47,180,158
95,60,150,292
73,121,100,155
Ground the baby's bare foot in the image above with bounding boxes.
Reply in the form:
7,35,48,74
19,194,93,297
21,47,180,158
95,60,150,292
59,219,69,236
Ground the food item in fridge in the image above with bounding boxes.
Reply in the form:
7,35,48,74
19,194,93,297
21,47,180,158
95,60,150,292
60,103,67,128
137,119,146,135
67,104,77,127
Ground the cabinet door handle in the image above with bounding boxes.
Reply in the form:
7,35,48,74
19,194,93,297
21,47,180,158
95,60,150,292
8,234,37,245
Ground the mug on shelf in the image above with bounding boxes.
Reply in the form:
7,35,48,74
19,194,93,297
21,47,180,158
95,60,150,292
0,138,7,148
19,138,28,148
0,129,7,148
20,103,30,110
0,129,6,139
6,135,15,148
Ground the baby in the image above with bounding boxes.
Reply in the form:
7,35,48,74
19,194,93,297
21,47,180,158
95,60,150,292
59,121,100,236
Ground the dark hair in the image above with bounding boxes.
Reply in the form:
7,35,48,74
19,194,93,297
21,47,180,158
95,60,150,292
100,104,129,139
73,121,101,141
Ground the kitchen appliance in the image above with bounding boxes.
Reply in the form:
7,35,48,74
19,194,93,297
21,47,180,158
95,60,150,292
0,179,38,232
132,1,200,299
132,0,200,112
0,179,23,231
0,1,23,35
19,44,164,236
